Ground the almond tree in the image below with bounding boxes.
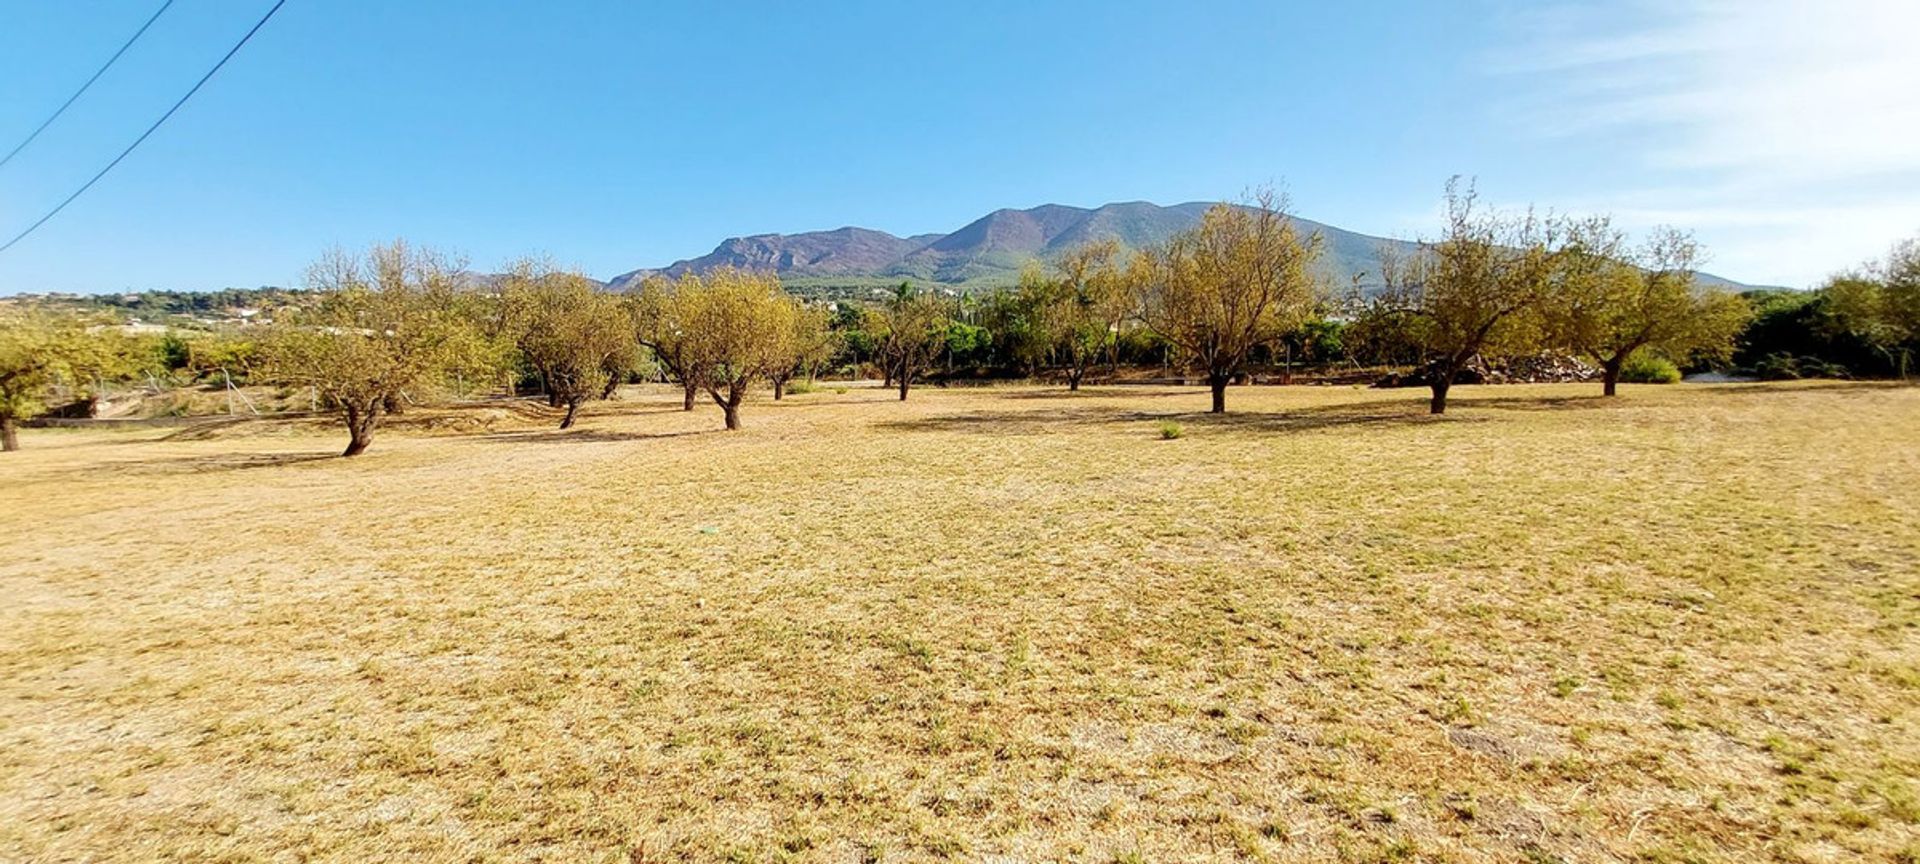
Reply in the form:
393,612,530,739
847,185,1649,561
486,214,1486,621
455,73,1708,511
1548,223,1750,395
1134,192,1323,413
261,242,485,456
770,303,834,400
874,282,950,401
676,268,800,429
1016,239,1136,391
1366,180,1558,414
502,263,638,428
0,312,86,452
632,275,701,411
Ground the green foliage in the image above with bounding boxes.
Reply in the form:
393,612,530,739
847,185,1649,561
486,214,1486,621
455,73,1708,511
1736,289,1890,377
943,321,991,362
1619,352,1680,384
1363,179,1557,411
259,241,490,455
501,262,635,426
1157,420,1184,440
1135,192,1323,410
1823,237,1919,377
1752,352,1850,381
0,311,152,448
1545,222,1748,387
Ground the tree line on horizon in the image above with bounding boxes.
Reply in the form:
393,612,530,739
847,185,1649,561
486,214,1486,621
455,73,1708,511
3,182,1916,455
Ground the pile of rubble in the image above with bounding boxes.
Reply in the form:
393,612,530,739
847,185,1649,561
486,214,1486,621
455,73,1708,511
1373,353,1599,388
1489,353,1600,383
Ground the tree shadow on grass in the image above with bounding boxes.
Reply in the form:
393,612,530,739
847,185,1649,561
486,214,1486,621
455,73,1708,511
874,400,1472,436
994,386,1206,400
472,427,718,445
1681,380,1910,396
115,451,340,475
1443,392,1614,412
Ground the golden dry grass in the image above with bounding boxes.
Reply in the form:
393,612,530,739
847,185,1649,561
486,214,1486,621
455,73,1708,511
2,381,1917,863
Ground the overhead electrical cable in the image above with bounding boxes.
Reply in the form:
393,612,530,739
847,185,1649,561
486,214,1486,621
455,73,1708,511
0,0,289,255
0,0,178,171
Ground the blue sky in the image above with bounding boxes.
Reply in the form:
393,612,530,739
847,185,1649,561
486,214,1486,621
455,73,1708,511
1,0,1915,293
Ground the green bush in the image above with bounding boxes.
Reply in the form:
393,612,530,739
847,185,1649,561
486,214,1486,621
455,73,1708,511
1620,353,1681,384
1754,352,1802,380
1158,421,1184,440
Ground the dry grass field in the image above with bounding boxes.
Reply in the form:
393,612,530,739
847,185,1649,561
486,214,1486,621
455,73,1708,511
2,381,1917,863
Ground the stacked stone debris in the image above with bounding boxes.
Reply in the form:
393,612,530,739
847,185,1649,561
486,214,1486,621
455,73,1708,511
1373,353,1599,388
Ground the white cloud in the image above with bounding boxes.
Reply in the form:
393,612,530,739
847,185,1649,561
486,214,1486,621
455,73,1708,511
1490,0,1920,286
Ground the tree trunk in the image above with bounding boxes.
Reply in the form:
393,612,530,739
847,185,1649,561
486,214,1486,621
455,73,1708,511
711,383,745,430
342,404,378,457
898,371,910,401
1208,371,1228,414
602,377,620,400
773,378,786,401
1068,366,1082,391
682,380,697,412
1602,356,1623,397
1,416,18,452
1429,379,1451,415
559,399,580,429
723,389,742,430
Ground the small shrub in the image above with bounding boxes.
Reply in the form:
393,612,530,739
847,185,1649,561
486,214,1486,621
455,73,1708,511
1620,353,1681,384
1754,352,1802,380
1158,421,1183,440
785,381,814,396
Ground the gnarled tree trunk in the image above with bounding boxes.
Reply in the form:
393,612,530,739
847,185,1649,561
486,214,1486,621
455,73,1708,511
342,402,380,457
681,380,697,412
560,399,581,429
1,416,19,452
773,377,786,401
708,381,746,430
1207,370,1229,413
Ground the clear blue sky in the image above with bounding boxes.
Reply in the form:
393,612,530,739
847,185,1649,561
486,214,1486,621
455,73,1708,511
1,0,1914,293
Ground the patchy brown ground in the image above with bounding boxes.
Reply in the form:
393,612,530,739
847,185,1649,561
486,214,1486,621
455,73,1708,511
1,381,1916,863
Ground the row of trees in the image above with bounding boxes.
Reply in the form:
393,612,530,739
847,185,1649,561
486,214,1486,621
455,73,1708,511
1359,180,1751,412
259,245,852,453
4,184,1913,454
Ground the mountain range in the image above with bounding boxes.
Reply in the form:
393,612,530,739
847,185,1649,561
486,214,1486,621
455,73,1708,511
604,201,1761,292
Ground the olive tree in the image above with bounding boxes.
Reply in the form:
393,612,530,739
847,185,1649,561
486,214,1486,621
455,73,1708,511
1366,180,1558,414
502,263,639,428
675,268,801,429
1548,223,1750,395
874,283,951,401
1134,192,1323,413
261,242,485,456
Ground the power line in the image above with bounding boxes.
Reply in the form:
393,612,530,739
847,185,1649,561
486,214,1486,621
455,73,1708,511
0,0,289,256
0,0,177,171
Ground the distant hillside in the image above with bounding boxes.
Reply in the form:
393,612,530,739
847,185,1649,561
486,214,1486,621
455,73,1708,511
610,200,1767,293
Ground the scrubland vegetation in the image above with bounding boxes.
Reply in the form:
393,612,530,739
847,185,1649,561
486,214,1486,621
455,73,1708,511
2,185,1918,862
